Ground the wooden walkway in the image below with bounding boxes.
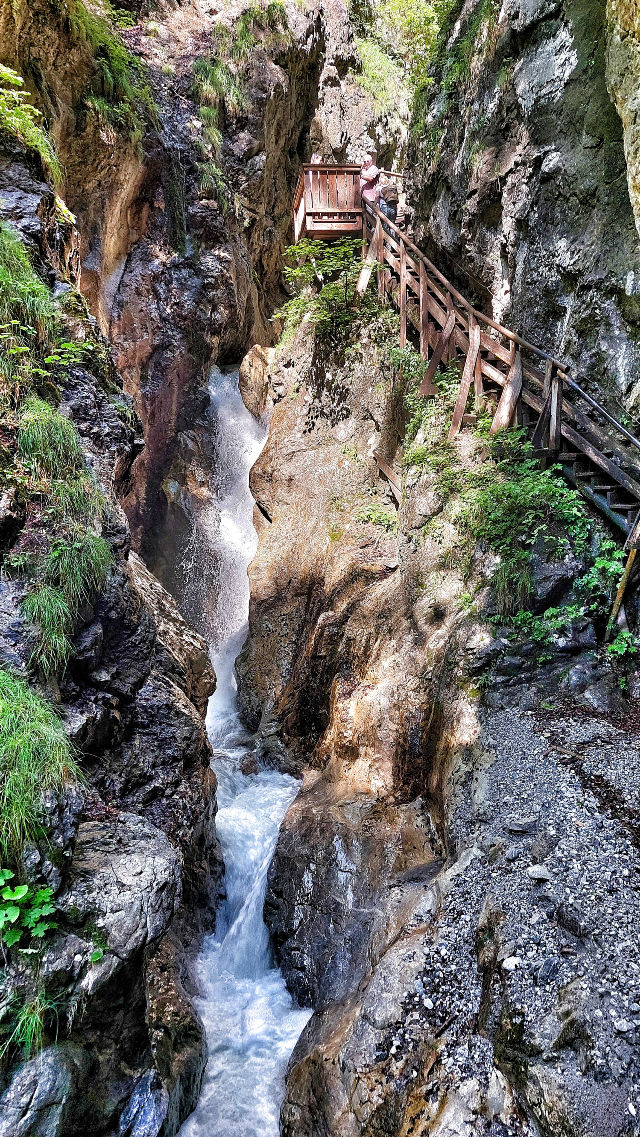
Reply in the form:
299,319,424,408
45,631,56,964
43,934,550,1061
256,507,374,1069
358,201,640,551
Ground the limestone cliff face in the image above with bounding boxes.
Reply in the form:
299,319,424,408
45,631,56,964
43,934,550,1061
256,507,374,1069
408,0,640,410
607,0,640,240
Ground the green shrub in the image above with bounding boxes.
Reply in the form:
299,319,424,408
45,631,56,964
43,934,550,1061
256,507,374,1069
0,65,61,184
193,57,246,114
277,238,376,343
0,670,79,859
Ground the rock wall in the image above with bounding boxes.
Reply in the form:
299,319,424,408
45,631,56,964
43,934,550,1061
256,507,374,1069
607,0,640,240
408,0,640,411
236,316,640,1134
0,152,221,1137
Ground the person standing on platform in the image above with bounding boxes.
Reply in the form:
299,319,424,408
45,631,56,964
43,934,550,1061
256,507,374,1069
360,154,380,205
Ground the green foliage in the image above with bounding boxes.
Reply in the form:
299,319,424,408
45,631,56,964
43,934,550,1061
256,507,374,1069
193,57,246,114
20,586,75,677
18,397,83,478
378,0,441,89
607,630,638,659
198,161,232,212
277,238,376,343
0,670,79,859
354,37,403,113
0,65,61,184
0,221,55,345
0,870,57,949
355,501,397,531
69,0,156,138
16,529,113,675
218,1,289,62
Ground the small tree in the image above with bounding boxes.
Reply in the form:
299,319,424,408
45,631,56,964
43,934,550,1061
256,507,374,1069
278,237,375,343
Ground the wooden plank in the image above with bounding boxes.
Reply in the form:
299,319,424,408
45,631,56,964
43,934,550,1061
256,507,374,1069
374,451,401,503
448,319,481,439
549,372,563,450
418,309,456,394
346,172,354,208
328,171,337,209
490,350,522,434
377,221,384,303
304,170,313,214
400,242,407,349
446,295,455,363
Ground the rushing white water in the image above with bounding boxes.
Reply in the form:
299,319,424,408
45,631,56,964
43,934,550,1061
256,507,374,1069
178,367,311,1137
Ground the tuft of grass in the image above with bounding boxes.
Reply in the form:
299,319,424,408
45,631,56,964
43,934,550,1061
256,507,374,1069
21,586,75,677
18,397,84,478
192,57,246,114
0,670,79,859
0,990,59,1061
0,222,55,343
198,161,231,212
354,37,403,113
0,65,61,184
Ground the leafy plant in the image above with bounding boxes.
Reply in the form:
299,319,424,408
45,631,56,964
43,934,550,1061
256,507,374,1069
0,870,57,949
0,670,79,859
0,65,61,184
607,630,638,659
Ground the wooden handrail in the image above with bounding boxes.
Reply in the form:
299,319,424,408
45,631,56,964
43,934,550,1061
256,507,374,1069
362,201,640,457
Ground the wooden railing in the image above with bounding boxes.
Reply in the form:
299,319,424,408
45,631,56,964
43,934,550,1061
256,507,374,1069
293,165,363,242
358,201,640,556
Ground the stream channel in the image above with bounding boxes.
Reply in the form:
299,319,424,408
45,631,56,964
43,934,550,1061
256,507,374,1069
177,367,311,1137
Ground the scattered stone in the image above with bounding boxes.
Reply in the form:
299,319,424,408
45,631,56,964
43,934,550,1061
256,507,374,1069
527,864,553,882
508,816,538,833
615,1020,633,1034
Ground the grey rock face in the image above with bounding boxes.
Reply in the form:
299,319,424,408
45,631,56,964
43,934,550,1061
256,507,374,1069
409,0,640,411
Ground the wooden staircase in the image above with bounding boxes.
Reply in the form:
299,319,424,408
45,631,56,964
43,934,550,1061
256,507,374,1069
358,201,640,550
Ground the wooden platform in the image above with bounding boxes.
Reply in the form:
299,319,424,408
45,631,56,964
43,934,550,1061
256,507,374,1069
293,165,363,242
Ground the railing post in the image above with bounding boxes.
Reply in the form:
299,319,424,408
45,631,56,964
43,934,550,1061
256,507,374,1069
377,219,384,303
419,262,429,360
400,240,407,349
550,370,563,451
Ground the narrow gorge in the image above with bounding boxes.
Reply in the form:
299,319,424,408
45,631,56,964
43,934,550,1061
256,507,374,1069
2,1,640,1136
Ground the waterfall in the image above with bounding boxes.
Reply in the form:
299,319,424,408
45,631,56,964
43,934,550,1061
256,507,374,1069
177,366,311,1137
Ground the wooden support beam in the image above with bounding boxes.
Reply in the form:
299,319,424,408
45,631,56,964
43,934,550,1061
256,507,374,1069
605,549,637,641
355,220,381,295
418,309,456,395
490,350,523,434
531,391,552,451
474,348,484,409
543,358,553,399
377,220,384,303
549,371,563,451
448,320,481,440
373,451,401,504
400,241,407,349
446,294,455,362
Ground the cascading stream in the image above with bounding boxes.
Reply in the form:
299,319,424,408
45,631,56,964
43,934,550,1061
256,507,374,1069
178,367,311,1137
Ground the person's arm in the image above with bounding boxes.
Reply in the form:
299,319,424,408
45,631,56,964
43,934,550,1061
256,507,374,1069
361,165,379,184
